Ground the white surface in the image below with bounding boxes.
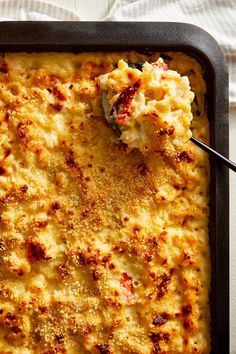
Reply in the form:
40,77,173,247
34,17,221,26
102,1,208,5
36,0,111,20
1,0,236,352
0,0,80,20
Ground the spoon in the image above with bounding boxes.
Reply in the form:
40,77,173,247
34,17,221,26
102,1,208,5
101,63,236,172
102,92,236,172
190,136,236,172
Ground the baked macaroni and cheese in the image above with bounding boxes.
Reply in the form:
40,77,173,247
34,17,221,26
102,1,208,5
0,52,210,354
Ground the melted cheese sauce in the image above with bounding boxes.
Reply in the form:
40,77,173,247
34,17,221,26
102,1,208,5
99,58,194,154
0,52,210,354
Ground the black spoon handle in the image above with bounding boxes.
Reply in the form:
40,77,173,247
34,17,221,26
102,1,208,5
190,136,236,172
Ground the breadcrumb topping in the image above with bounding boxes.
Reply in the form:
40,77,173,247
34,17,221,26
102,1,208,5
0,52,210,354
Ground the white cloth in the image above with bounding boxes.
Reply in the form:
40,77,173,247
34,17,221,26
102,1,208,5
105,0,236,106
0,0,80,21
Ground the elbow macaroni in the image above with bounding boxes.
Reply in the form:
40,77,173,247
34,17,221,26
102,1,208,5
99,58,194,155
0,51,210,354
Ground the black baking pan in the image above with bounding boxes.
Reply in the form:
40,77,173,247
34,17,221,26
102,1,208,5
0,22,229,354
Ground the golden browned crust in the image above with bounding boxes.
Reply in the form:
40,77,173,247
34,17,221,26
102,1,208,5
0,52,210,354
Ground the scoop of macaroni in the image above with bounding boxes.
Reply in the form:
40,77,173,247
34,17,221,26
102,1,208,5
99,59,194,154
